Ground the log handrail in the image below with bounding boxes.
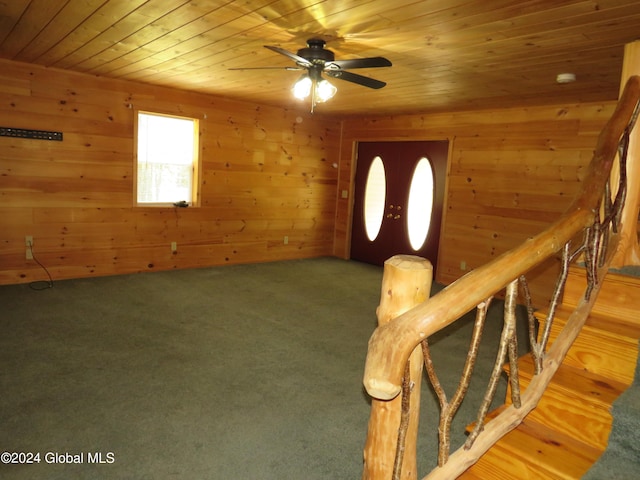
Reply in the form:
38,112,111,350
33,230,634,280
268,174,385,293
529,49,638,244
361,75,640,479
363,75,640,401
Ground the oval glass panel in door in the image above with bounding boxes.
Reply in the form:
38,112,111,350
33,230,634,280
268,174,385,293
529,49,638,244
363,156,387,241
407,157,435,251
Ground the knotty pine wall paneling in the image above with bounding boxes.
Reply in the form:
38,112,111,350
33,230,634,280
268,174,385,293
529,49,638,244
0,59,341,285
335,103,616,307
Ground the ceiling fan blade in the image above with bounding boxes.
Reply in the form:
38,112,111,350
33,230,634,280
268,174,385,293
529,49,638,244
325,70,387,89
326,57,392,70
264,45,312,68
229,66,302,71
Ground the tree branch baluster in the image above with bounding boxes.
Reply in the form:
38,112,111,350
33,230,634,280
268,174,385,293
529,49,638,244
534,242,572,372
505,282,521,409
465,281,520,449
517,276,543,374
421,298,492,466
584,222,598,300
392,361,413,480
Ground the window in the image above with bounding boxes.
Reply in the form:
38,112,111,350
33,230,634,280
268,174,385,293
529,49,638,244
135,111,200,206
363,156,386,242
406,157,435,251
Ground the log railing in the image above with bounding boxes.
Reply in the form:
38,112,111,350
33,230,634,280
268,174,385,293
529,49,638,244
361,75,640,480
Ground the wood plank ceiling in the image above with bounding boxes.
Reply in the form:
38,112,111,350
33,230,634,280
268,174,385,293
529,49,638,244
1,0,639,116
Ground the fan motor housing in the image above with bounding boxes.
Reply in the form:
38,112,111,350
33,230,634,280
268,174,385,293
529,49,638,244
297,38,334,63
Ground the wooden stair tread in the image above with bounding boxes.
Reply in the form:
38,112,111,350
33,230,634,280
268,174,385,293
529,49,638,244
533,305,640,385
468,355,622,449
562,267,640,319
455,470,485,480
535,304,640,339
506,355,628,406
460,419,602,479
502,356,622,449
567,265,640,287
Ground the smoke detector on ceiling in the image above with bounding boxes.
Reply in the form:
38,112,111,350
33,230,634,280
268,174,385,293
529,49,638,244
556,73,576,84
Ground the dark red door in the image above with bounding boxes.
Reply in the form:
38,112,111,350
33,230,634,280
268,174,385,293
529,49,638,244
350,141,448,270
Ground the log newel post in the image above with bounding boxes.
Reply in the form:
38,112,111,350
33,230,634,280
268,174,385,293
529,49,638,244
362,255,433,480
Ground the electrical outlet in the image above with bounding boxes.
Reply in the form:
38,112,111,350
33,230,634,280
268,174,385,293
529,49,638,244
283,236,289,245
460,260,467,271
25,236,33,260
171,241,177,252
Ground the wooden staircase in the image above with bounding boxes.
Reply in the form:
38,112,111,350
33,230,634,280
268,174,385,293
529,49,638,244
459,267,640,479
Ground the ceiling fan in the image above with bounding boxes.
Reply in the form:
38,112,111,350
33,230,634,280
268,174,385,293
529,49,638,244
231,38,392,112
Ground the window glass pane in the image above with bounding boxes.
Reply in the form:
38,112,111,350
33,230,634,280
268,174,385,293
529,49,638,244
364,156,386,242
137,112,196,204
407,157,435,251
137,163,192,204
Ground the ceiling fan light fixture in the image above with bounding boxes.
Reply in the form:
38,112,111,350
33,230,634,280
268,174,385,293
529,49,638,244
292,74,337,111
315,78,337,103
292,75,312,99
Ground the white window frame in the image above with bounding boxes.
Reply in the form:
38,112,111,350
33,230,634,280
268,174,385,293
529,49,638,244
134,110,200,207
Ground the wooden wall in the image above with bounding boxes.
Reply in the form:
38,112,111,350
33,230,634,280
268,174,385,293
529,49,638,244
0,59,341,285
0,56,620,305
334,103,616,307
